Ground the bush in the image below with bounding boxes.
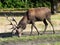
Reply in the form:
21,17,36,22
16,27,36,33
0,2,3,8
0,0,51,8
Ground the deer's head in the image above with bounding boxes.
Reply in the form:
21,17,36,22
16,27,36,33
5,14,26,37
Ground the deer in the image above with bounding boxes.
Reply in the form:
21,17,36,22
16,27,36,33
6,7,55,37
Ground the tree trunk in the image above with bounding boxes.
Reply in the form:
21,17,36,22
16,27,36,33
50,0,57,14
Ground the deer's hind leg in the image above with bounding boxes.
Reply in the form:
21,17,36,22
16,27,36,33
42,19,48,34
47,18,55,34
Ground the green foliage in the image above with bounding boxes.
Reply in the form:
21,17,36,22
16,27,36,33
0,0,51,8
0,2,3,8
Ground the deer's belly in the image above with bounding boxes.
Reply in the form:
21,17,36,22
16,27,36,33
35,17,44,21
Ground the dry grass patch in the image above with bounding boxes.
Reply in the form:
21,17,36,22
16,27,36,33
0,13,60,33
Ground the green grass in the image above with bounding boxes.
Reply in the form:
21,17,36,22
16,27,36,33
39,42,60,45
0,34,60,45
0,8,28,12
0,34,60,42
51,13,60,20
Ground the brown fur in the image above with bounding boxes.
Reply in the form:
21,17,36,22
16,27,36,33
14,7,55,37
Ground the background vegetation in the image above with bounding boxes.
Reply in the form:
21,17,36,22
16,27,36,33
0,0,51,8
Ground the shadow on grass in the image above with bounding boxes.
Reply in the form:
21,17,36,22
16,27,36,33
0,32,13,38
0,30,60,38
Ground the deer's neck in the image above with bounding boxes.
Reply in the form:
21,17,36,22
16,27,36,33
22,16,28,24
17,16,28,29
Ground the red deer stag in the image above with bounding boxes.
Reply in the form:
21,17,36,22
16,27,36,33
6,7,55,37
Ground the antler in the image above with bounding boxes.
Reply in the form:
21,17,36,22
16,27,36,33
11,17,17,25
5,14,18,35
10,11,17,25
5,14,13,25
5,14,16,28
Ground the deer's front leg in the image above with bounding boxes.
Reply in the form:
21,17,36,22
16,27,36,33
32,22,40,35
30,24,33,36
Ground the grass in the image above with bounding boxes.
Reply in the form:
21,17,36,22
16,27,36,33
0,13,60,45
39,42,60,45
0,8,28,12
0,34,60,45
0,34,60,42
51,13,60,20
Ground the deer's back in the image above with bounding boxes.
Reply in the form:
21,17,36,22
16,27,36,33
27,7,51,21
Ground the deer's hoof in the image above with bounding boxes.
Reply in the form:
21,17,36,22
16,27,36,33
29,33,33,36
53,31,55,34
38,32,40,35
22,33,24,35
40,33,43,35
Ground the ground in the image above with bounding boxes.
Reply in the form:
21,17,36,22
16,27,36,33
0,13,60,33
0,13,60,45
